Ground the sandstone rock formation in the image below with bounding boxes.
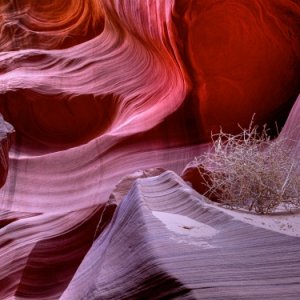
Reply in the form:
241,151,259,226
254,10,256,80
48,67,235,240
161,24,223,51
0,0,299,299
0,114,14,188
62,171,300,299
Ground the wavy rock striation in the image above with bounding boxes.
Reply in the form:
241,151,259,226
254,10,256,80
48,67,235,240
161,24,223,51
0,1,194,298
62,171,300,299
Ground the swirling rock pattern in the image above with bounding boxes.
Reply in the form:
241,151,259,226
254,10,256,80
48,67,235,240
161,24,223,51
0,0,299,299
0,0,104,51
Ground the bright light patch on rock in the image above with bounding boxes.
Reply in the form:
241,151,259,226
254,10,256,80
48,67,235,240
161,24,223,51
152,211,218,239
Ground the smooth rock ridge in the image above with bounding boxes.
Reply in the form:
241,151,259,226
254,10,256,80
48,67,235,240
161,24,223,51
61,171,300,299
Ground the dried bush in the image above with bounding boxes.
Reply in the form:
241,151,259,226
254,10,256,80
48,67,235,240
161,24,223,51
194,122,300,214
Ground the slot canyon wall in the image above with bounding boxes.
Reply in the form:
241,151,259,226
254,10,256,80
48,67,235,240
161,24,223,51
0,0,300,299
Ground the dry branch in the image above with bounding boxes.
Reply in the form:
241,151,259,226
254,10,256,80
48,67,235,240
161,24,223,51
195,123,300,214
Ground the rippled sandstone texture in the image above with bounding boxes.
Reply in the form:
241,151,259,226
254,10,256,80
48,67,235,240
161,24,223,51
0,0,299,299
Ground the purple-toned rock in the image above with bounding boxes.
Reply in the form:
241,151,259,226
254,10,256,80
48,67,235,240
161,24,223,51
62,171,300,299
0,114,14,188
